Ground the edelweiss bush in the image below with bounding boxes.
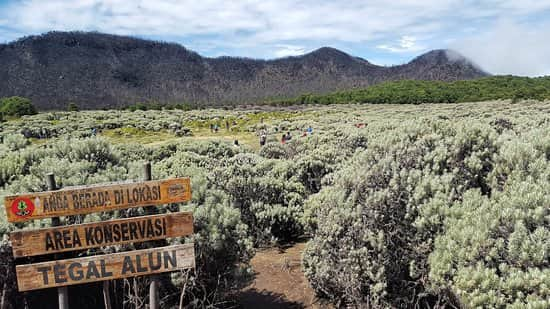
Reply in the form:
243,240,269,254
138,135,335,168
429,128,550,308
0,101,548,308
302,120,508,307
211,153,306,243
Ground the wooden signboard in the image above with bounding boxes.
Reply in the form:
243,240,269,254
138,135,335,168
10,212,193,258
4,178,191,222
16,243,195,291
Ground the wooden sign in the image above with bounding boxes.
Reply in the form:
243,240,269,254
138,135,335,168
4,178,191,222
16,243,195,291
10,212,193,258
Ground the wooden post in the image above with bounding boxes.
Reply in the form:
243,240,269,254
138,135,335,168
46,174,60,227
149,280,159,309
102,281,111,309
143,163,159,309
46,173,69,309
1,282,7,309
143,162,152,185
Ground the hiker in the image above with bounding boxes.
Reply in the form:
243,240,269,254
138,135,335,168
234,139,239,147
21,128,31,138
281,133,287,144
286,131,292,141
226,120,230,131
260,132,267,146
307,126,313,135
91,128,97,136
210,123,214,133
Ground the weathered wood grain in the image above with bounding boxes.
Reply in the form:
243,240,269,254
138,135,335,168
4,178,191,222
16,244,195,291
10,212,193,258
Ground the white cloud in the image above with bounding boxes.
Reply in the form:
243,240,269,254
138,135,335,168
377,36,426,53
452,19,550,76
1,0,550,74
274,45,307,58
5,0,539,43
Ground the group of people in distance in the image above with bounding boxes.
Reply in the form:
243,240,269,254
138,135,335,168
211,120,236,133
259,126,313,146
281,131,292,144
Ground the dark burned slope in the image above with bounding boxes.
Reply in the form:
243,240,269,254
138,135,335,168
0,32,488,110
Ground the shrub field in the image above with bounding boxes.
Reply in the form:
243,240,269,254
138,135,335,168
0,100,548,308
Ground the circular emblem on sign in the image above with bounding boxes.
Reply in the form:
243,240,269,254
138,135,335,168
11,197,35,218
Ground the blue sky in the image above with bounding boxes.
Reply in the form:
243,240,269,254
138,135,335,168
1,0,550,76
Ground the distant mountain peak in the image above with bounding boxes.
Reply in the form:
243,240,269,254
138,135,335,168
310,46,347,55
407,49,486,75
303,46,373,65
0,31,488,110
412,49,473,65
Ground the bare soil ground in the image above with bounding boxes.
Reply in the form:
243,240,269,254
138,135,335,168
238,242,331,309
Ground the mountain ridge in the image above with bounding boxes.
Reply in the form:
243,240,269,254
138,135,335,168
0,31,488,110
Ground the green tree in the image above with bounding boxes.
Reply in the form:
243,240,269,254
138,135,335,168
67,102,79,112
127,102,148,111
0,96,37,117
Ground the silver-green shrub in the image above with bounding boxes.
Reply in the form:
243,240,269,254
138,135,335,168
428,128,550,308
211,153,306,243
302,120,502,307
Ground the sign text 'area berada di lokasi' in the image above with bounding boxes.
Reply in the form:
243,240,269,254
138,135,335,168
16,244,195,291
4,178,191,222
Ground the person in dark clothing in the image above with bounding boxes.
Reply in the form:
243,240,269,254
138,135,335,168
286,131,292,141
281,134,287,144
260,132,267,146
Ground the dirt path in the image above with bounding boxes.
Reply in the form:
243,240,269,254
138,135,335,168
239,242,330,309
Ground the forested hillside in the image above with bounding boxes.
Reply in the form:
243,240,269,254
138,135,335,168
272,75,550,105
0,31,486,110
